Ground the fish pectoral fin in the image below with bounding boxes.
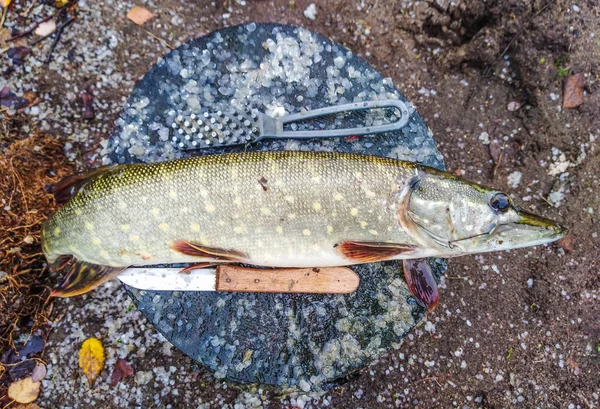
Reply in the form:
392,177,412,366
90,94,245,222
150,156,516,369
49,164,119,205
335,240,416,263
402,259,439,312
171,240,248,262
50,257,126,297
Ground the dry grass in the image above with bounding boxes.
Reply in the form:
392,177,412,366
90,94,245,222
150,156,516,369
0,121,74,367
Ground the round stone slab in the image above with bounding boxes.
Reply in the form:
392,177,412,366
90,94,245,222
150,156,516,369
104,23,447,391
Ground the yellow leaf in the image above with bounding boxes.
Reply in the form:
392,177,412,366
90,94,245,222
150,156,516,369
8,377,41,404
56,0,69,8
78,337,105,387
1,0,11,9
127,6,156,26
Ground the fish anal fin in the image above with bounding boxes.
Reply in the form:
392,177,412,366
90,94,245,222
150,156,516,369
50,254,73,272
171,240,248,262
178,263,217,275
50,257,126,297
49,165,118,205
335,240,416,263
402,259,439,312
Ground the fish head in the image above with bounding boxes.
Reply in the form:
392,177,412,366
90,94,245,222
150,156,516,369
406,170,568,255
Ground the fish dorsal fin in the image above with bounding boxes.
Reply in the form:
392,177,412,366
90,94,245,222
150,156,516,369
49,165,118,205
49,256,126,297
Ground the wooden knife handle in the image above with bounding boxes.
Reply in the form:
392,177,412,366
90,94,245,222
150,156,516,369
215,265,360,294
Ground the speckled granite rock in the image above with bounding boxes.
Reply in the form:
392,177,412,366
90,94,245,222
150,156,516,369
104,23,447,391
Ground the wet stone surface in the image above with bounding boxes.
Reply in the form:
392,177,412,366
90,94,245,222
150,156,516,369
108,24,447,391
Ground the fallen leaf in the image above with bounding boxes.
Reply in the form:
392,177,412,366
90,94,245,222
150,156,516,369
34,20,57,37
81,88,94,120
31,363,46,382
556,233,574,253
19,336,45,358
78,338,105,387
127,6,156,26
2,335,45,365
7,47,30,65
1,0,12,8
563,72,585,109
8,377,41,404
109,358,134,387
9,360,36,380
0,29,11,47
56,0,69,7
489,139,503,164
567,356,581,375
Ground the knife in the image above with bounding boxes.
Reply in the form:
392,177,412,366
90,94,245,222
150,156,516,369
118,265,360,294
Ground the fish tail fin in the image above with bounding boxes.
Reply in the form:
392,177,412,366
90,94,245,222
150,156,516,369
48,164,119,205
50,256,126,297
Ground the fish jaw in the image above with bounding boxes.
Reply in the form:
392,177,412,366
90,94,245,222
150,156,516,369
499,208,568,249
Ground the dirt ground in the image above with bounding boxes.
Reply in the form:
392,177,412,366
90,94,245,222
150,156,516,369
1,0,598,408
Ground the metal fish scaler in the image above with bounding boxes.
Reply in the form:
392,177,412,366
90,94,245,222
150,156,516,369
42,151,567,309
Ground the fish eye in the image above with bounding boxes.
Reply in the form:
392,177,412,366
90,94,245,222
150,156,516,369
489,192,510,213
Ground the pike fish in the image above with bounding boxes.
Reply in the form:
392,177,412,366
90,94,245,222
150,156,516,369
42,151,567,309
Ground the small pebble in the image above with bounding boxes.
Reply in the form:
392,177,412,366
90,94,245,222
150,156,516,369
304,3,317,20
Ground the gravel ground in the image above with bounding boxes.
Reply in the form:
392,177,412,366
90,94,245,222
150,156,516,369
1,0,598,408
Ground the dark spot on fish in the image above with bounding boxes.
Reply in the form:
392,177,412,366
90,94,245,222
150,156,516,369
254,279,260,283
312,267,320,273
258,177,268,191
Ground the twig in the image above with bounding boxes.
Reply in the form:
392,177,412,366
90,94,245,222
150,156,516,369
31,18,67,46
0,5,7,29
16,97,41,114
414,376,443,388
539,194,553,207
44,17,74,63
7,14,54,42
22,0,39,17
491,142,506,179
141,27,174,50
1,399,16,409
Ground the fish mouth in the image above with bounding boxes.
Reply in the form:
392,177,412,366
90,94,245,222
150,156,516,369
506,207,568,247
515,209,567,237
